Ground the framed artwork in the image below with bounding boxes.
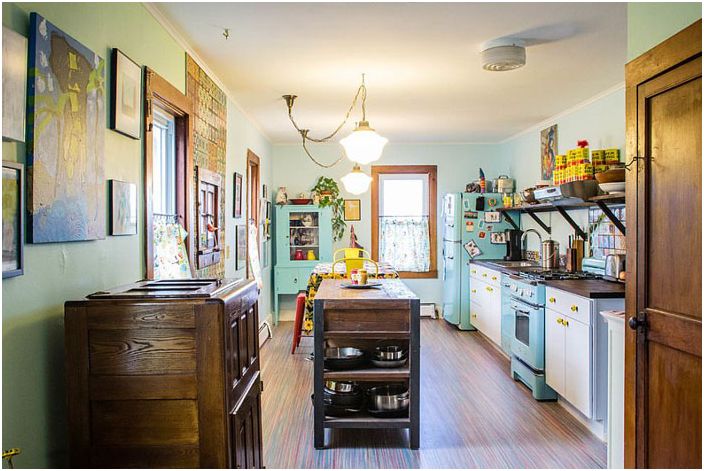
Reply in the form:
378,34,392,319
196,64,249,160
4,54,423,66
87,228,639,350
262,184,268,199
233,172,243,218
2,27,27,142
110,48,142,139
3,162,24,278
344,199,361,221
490,232,507,244
109,180,137,235
264,201,272,240
26,13,106,243
463,240,482,259
235,224,247,271
540,124,558,180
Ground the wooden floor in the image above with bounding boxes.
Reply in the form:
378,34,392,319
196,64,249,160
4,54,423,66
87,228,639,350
260,319,606,468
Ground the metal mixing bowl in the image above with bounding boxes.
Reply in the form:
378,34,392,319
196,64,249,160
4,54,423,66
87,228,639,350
374,346,406,361
324,380,358,394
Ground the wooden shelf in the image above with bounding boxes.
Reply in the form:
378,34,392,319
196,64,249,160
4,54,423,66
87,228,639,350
324,331,410,339
589,192,625,203
324,413,410,429
324,366,410,380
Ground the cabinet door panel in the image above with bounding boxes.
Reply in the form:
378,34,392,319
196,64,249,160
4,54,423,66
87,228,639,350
565,318,592,417
230,378,263,469
545,309,566,396
486,285,502,345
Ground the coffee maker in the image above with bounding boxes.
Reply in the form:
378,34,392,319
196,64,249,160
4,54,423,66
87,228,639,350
504,229,524,261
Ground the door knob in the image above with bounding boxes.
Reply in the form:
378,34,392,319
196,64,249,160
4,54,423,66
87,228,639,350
628,313,646,330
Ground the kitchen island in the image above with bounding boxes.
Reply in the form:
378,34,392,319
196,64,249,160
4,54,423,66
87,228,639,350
313,278,420,449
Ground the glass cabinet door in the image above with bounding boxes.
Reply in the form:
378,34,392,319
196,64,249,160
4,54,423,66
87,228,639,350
288,211,320,261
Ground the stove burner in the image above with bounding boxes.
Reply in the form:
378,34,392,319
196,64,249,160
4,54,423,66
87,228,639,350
518,269,602,281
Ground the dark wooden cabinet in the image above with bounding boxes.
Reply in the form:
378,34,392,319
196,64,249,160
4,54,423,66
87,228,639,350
65,278,263,468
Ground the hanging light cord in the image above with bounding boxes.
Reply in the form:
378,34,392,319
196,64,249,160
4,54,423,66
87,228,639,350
284,74,368,167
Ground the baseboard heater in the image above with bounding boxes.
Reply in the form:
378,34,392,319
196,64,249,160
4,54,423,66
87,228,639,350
420,302,437,318
259,321,273,348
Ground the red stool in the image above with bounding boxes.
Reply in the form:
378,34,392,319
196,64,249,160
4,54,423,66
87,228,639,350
291,292,306,354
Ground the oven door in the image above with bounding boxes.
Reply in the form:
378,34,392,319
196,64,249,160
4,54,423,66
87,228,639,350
509,298,545,370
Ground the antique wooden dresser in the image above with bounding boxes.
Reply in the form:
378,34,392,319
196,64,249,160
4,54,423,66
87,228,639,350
64,278,263,468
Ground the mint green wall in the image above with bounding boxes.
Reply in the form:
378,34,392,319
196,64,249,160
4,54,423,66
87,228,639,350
2,3,272,468
628,2,702,60
271,142,510,318
500,87,626,253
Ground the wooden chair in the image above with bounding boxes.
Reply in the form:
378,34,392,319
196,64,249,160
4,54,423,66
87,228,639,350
291,292,306,354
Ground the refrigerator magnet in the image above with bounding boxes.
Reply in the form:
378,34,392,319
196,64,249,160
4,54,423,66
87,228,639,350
490,232,507,244
486,224,493,231
478,231,487,239
485,211,501,222
464,211,478,219
488,197,497,207
466,221,475,232
464,240,482,259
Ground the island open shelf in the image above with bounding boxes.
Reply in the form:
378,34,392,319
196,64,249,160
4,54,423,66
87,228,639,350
313,278,420,449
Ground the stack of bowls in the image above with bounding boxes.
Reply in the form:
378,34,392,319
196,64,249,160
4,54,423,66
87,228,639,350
371,346,407,368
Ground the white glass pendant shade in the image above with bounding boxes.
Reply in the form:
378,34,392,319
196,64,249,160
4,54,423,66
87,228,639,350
341,165,372,195
339,121,388,165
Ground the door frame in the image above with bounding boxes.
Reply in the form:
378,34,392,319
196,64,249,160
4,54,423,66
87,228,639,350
143,67,195,279
624,19,702,468
246,150,260,278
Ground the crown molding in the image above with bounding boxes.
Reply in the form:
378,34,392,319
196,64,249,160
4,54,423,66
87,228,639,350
142,2,272,143
498,81,626,144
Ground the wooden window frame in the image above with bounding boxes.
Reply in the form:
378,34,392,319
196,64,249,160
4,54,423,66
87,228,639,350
371,165,438,279
246,150,260,278
144,67,194,279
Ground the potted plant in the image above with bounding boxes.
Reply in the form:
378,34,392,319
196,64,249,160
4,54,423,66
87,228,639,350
311,176,345,241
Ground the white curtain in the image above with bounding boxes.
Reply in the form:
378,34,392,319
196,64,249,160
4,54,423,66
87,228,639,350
379,216,430,272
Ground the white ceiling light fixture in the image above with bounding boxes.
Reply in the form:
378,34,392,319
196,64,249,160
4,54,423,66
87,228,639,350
340,164,373,195
282,73,387,168
480,38,526,71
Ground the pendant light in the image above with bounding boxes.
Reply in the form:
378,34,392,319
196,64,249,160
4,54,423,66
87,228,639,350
340,164,372,195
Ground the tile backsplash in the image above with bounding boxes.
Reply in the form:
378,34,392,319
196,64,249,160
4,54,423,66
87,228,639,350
589,205,626,258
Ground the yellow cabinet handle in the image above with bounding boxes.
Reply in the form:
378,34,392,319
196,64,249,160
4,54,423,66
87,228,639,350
557,318,563,325
491,276,497,281
471,289,476,293
471,313,477,318
549,297,556,303
482,273,487,277
471,269,476,274
570,305,578,312
564,319,570,326
486,287,493,292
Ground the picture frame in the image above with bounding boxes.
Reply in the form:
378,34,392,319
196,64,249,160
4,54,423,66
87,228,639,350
3,161,24,278
110,48,142,139
235,224,247,271
109,180,137,236
233,172,243,218
344,199,361,221
262,184,268,199
490,232,507,244
264,201,272,240
484,211,501,223
2,27,27,142
540,124,558,180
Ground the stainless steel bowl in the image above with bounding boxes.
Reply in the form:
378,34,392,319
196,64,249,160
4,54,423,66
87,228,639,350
367,384,410,411
324,347,364,359
324,380,358,394
374,346,405,361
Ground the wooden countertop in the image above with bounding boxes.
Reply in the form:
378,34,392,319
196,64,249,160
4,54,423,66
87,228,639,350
542,279,625,299
314,278,418,309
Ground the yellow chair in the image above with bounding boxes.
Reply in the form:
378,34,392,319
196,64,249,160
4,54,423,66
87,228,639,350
333,248,371,272
332,257,380,279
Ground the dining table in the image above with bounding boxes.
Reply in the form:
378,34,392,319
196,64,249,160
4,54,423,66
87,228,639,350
302,260,399,333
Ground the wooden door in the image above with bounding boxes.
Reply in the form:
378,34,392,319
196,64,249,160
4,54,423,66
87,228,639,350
625,20,702,469
230,377,263,469
545,309,566,396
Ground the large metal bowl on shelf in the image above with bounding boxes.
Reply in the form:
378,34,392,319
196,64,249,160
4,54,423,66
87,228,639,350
366,384,410,412
558,180,601,202
323,347,367,370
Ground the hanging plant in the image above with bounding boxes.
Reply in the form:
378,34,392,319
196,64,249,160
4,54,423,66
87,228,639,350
312,176,346,241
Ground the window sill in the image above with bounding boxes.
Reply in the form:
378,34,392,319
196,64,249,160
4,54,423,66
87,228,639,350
397,270,438,279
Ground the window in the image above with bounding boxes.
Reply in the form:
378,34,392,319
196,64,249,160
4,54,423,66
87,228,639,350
371,165,437,278
152,108,176,215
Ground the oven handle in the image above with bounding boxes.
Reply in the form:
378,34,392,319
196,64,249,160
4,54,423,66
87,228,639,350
509,296,543,310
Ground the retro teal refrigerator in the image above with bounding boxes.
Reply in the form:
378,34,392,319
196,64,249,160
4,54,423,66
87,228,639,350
441,192,515,330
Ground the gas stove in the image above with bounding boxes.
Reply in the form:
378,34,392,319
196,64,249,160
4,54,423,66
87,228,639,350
518,269,603,282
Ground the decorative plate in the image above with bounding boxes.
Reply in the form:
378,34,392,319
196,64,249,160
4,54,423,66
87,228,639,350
340,281,383,289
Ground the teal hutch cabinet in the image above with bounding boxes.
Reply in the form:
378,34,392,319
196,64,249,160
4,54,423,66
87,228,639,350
273,205,333,322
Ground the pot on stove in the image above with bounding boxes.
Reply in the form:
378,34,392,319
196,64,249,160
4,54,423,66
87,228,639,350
541,240,560,269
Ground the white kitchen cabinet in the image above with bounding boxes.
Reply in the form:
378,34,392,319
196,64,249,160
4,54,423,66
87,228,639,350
545,309,566,396
469,269,502,347
545,287,624,422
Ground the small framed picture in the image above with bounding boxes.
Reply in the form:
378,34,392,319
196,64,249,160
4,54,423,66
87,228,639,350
485,211,501,223
262,184,268,199
2,161,24,278
463,240,482,259
344,199,361,221
235,224,247,271
109,180,137,235
490,232,507,244
110,48,142,139
233,172,243,218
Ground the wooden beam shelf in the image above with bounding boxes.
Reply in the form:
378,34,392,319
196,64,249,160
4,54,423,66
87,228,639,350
496,192,626,236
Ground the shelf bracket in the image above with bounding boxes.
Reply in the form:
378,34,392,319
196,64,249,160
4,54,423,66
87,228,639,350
555,206,588,240
501,211,520,231
595,201,626,236
524,209,552,234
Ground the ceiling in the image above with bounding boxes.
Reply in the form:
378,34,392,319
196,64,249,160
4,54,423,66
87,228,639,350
152,2,627,143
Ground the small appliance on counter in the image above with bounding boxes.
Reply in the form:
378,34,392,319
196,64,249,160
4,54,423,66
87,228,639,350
604,254,626,282
582,257,607,276
504,229,524,261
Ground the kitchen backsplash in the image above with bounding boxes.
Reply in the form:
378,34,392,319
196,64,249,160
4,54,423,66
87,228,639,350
589,205,626,258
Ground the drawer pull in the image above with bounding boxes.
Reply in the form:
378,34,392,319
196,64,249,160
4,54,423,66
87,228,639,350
491,276,497,281
471,289,476,294
557,318,563,325
564,319,570,326
486,287,493,292
570,305,578,312
482,273,487,277
549,297,556,303
471,270,476,274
